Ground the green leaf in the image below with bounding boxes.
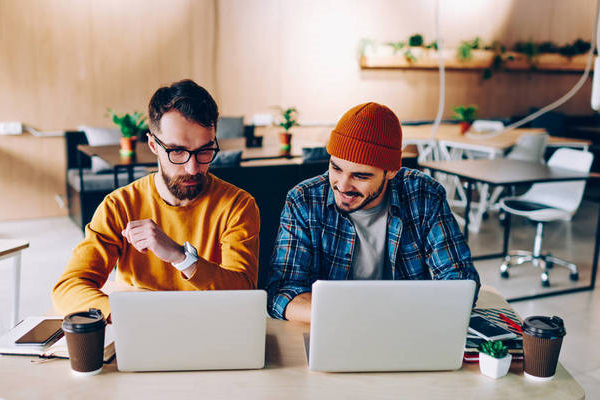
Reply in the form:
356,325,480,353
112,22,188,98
404,49,417,63
106,109,149,138
452,105,478,122
478,340,508,358
276,107,299,132
408,34,424,47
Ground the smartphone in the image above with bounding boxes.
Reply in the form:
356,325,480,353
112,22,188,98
15,319,63,346
468,315,517,341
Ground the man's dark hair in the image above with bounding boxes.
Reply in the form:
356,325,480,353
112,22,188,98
148,79,219,134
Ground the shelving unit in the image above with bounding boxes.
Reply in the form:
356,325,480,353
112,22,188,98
359,48,592,72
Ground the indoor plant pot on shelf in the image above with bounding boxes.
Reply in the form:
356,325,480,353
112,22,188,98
478,340,512,379
108,109,149,157
275,107,299,157
453,105,478,135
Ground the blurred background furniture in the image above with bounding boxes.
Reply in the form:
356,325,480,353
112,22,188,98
216,116,244,139
486,133,550,211
0,239,29,327
499,148,594,287
419,156,599,301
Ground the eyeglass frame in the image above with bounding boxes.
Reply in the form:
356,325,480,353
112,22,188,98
148,132,220,165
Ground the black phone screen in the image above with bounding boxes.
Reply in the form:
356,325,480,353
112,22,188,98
15,319,63,345
469,315,513,339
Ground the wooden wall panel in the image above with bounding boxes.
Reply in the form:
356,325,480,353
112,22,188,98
0,134,66,220
0,0,215,130
0,0,215,221
0,0,597,220
216,0,597,122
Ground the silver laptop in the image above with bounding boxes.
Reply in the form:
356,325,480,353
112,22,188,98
109,290,266,372
307,280,476,372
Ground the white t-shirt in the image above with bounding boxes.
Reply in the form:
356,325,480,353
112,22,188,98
348,192,391,280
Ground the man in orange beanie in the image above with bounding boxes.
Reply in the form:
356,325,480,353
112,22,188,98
267,102,480,322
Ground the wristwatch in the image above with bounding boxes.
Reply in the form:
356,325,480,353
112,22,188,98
171,241,198,271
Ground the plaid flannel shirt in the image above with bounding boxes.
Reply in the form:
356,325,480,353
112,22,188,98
267,168,480,320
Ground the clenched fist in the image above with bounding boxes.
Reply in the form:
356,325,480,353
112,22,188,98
121,219,185,264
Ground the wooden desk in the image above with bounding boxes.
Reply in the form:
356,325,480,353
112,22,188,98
547,136,592,151
402,124,591,159
77,140,306,188
0,239,29,327
0,287,584,399
420,158,600,302
403,124,547,155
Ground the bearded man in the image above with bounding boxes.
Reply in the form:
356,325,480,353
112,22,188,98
53,79,260,317
267,102,480,323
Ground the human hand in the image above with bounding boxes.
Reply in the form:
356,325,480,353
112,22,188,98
121,219,185,264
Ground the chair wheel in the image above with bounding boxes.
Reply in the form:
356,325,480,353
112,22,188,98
570,272,579,281
482,211,489,220
541,280,550,288
500,270,510,279
546,262,554,269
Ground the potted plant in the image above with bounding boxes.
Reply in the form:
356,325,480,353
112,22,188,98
452,105,478,134
478,340,512,379
108,109,149,156
276,107,299,157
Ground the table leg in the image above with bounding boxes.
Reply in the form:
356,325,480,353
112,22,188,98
463,180,473,242
591,200,600,289
114,167,119,189
128,166,134,184
502,185,515,257
12,252,21,328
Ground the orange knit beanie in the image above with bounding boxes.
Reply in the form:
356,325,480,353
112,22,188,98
326,102,402,171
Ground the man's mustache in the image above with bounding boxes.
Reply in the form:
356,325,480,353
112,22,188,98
172,174,205,185
334,186,363,198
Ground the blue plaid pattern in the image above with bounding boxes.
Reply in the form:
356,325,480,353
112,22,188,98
267,168,480,320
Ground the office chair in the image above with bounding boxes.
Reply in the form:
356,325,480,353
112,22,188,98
498,148,594,287
487,133,549,209
216,117,244,139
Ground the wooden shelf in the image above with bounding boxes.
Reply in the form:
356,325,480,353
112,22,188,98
359,48,592,72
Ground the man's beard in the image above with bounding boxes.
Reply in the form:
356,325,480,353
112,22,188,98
160,162,207,201
334,173,387,214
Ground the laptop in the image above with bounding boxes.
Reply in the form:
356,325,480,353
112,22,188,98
109,290,266,372
306,280,476,372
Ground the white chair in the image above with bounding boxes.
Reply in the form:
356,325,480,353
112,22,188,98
488,133,549,208
498,148,594,287
505,133,549,162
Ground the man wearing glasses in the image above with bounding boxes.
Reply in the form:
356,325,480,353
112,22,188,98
53,79,260,317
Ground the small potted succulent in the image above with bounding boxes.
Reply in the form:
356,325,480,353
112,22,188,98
276,107,299,157
478,340,512,379
452,105,478,134
108,109,149,156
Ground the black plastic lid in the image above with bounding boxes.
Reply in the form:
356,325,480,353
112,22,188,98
522,315,566,339
62,308,105,333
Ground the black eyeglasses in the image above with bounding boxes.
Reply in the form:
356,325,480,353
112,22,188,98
149,133,220,165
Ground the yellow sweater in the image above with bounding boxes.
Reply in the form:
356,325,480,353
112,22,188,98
52,173,260,317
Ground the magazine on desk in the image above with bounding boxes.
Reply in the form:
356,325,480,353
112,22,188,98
0,316,115,362
463,307,524,363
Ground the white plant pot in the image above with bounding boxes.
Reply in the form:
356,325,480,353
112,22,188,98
479,352,512,379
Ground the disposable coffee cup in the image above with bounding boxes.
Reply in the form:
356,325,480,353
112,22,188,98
62,309,106,376
522,315,566,381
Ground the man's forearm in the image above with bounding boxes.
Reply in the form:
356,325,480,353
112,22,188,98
284,292,312,323
52,277,111,317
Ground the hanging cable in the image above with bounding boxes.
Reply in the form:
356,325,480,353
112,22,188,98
469,1,600,138
429,0,445,145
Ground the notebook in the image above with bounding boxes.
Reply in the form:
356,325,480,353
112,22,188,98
109,290,267,372
0,316,115,362
306,280,476,372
